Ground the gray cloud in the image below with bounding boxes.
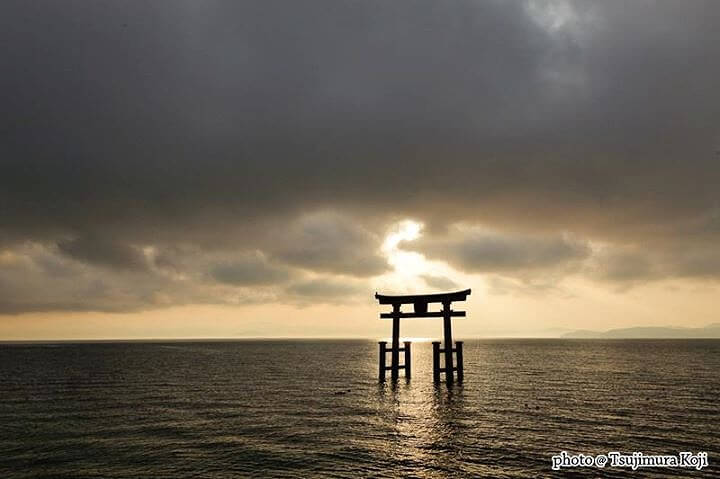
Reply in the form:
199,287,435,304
57,235,149,271
588,247,660,284
210,252,294,285
420,275,459,291
268,212,388,277
486,275,566,297
0,244,165,313
671,250,720,279
285,277,366,302
0,243,279,314
1,0,720,312
588,245,720,286
405,226,590,275
0,240,374,313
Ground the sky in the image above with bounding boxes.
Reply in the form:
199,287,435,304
1,0,719,339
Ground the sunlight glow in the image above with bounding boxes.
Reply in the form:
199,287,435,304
382,220,422,252
382,220,427,278
525,0,577,32
374,219,468,295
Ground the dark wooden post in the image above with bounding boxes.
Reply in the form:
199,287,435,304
432,341,441,382
404,341,411,379
378,341,387,381
391,303,400,380
442,301,454,382
456,341,464,381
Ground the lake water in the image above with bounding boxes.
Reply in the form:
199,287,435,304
1,340,718,478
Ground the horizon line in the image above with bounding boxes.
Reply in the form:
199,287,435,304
2,336,720,343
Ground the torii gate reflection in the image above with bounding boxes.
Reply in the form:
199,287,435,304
375,289,471,383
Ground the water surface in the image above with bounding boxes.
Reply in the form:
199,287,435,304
1,340,718,477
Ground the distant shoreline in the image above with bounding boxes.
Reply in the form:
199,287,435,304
562,324,720,339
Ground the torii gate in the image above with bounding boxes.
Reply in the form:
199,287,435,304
375,289,471,382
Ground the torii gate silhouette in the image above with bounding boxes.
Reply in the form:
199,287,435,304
375,289,471,382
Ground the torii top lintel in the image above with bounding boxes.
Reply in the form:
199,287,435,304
374,289,471,306
374,289,471,319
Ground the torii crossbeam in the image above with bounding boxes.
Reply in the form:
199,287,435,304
375,289,471,382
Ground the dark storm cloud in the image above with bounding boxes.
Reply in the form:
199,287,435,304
1,0,720,312
5,0,715,242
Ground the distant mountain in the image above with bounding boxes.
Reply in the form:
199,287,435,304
562,323,720,339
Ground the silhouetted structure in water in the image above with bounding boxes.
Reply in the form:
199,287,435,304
375,289,471,383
